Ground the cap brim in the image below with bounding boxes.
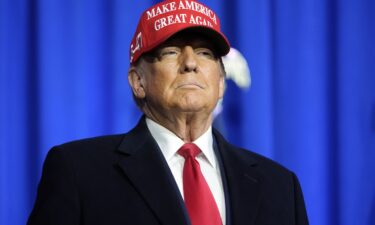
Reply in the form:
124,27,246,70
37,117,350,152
142,25,230,58
177,26,230,57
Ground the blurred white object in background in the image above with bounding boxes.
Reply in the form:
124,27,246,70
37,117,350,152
222,47,251,89
213,47,251,118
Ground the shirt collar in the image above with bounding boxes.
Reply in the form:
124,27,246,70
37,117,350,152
145,117,217,168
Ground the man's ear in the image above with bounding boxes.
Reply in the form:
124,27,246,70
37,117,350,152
128,66,146,99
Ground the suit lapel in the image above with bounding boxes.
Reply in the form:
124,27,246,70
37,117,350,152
214,130,262,225
115,118,190,225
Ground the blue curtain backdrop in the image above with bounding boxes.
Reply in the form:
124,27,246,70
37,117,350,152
1,0,374,225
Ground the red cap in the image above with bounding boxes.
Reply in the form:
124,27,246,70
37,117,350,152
129,0,230,63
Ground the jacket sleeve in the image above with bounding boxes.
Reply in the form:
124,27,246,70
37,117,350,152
292,172,309,225
27,146,81,225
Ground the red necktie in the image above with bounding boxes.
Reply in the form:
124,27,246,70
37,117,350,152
178,143,222,225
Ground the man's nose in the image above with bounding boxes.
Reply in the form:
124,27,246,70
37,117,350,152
179,46,198,73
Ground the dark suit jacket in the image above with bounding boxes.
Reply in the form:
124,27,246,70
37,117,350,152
28,117,309,225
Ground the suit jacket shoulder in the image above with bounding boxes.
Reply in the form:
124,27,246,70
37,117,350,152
213,128,309,225
28,119,190,225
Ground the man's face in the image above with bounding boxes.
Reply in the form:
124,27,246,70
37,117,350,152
132,32,225,116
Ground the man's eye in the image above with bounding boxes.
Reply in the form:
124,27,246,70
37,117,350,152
160,49,179,57
196,49,215,58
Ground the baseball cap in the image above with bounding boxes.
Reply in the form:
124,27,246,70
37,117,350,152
129,0,230,63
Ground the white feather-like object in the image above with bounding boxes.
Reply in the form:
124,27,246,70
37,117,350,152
222,47,251,89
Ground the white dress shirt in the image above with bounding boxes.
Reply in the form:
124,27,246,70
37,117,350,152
146,118,226,224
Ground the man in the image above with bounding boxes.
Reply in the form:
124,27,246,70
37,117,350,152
28,0,309,224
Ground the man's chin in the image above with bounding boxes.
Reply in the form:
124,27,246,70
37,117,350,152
173,104,213,115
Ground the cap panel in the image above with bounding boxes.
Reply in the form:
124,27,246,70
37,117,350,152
129,0,230,63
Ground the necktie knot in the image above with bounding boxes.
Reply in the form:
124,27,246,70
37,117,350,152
178,143,201,159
